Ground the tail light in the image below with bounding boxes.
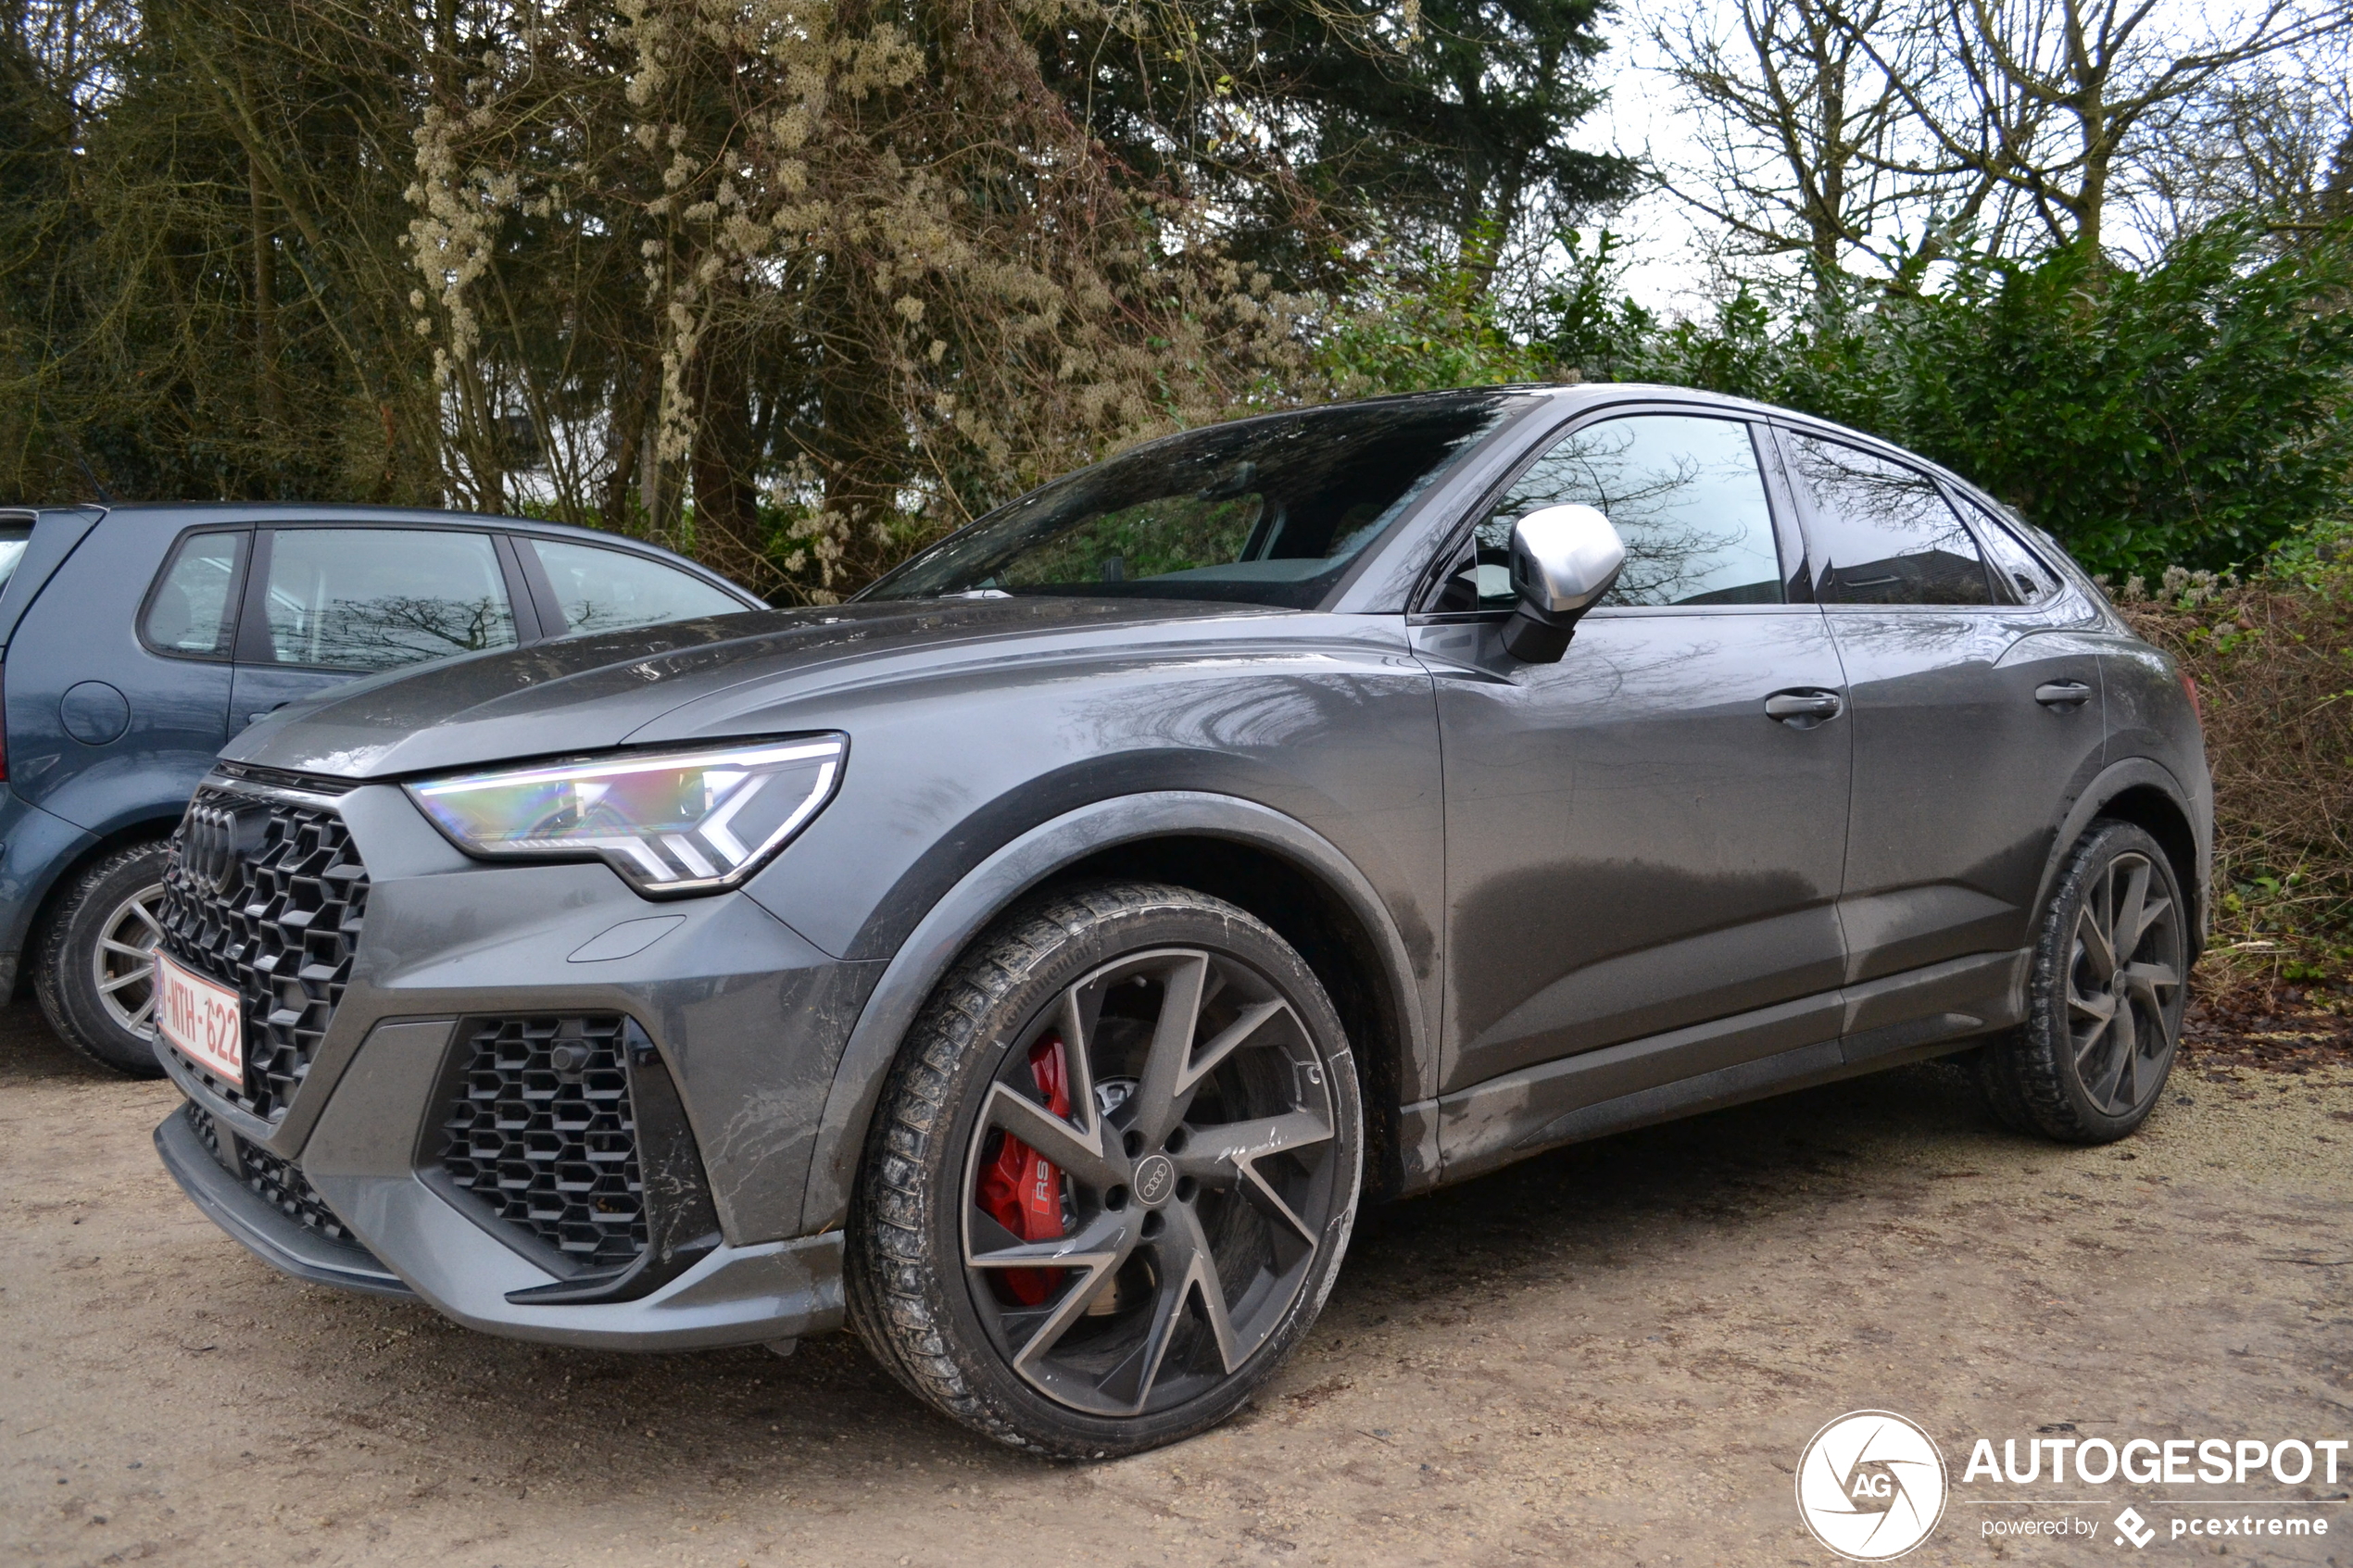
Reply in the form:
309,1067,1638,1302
2179,669,2201,724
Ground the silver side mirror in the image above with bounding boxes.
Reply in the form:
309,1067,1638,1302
1504,504,1626,662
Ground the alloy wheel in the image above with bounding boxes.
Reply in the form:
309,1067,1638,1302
91,881,168,1038
2065,850,2183,1118
958,947,1342,1419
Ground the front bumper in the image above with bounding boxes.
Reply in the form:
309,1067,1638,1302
157,774,875,1350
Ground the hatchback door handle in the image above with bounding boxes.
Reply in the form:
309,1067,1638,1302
2034,680,2093,709
1765,689,1843,725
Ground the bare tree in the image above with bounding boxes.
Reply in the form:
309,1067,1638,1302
1655,0,2001,285
1856,0,2350,253
2133,44,2353,245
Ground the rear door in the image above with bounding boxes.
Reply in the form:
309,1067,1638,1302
1416,409,1855,1103
230,525,528,732
1778,428,2107,1034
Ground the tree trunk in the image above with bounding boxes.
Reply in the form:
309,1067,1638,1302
248,151,284,458
688,344,765,584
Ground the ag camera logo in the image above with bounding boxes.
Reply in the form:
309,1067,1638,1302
1796,1411,1949,1560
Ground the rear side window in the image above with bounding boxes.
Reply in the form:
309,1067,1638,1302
0,520,30,596
261,528,518,671
529,538,745,635
1784,433,1991,606
1957,494,2061,604
143,531,249,657
1442,413,1784,611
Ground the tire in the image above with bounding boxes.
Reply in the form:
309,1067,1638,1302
1976,821,2190,1143
847,881,1364,1457
31,840,174,1078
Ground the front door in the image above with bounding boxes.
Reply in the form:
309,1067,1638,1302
1416,410,1855,1100
1776,429,2108,1001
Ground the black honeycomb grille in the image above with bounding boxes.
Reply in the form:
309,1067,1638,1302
157,787,368,1123
180,1098,371,1252
436,1016,648,1271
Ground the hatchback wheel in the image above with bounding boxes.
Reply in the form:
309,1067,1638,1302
848,882,1362,1456
32,839,175,1078
1978,821,2189,1142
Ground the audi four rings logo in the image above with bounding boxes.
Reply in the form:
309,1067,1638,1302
1796,1411,1949,1560
179,801,258,892
1130,1153,1176,1207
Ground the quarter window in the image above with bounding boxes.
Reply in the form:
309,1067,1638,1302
260,528,517,671
143,531,248,657
1957,495,2061,604
528,539,745,635
1443,414,1785,611
1784,434,1992,606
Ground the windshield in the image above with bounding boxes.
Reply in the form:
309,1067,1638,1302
861,393,1529,609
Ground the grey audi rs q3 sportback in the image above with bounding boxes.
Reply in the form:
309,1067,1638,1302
152,385,2209,1456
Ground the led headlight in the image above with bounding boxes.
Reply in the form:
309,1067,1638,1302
407,735,846,895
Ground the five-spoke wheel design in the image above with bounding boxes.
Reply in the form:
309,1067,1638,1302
2064,847,2183,1119
961,947,1342,1418
849,882,1361,1456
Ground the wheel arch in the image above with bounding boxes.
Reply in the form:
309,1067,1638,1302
2039,759,2208,959
13,813,181,985
796,791,1432,1234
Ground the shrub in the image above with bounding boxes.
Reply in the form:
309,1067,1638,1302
2121,558,2353,975
1333,220,2353,581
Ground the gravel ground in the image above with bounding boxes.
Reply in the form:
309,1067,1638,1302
6,997,2350,1568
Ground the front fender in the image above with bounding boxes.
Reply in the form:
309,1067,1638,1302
792,790,1431,1234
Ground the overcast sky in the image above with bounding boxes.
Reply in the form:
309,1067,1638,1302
1570,0,1748,315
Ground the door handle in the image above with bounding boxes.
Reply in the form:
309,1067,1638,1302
1765,689,1843,726
2033,680,2093,709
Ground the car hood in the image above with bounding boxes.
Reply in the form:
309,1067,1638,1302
222,596,1287,780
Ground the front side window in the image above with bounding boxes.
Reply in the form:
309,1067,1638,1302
1784,434,1992,606
1441,413,1785,611
143,531,248,657
529,538,746,635
862,394,1529,609
260,528,517,671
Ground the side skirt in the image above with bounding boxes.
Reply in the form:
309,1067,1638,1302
1421,948,2028,1188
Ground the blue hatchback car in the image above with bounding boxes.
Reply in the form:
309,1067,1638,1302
0,504,761,1073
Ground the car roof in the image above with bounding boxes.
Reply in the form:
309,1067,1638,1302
48,502,758,601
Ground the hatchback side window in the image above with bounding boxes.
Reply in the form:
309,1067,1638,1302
143,531,248,657
1441,414,1784,611
528,538,746,635
260,528,517,671
1784,433,1992,606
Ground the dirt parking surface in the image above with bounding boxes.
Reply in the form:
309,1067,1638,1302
6,1000,2350,1568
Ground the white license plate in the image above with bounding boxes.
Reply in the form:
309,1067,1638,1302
155,952,244,1083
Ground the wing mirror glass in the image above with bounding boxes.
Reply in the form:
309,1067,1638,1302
1503,504,1626,662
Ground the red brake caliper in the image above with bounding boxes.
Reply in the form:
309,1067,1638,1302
976,1035,1073,1305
